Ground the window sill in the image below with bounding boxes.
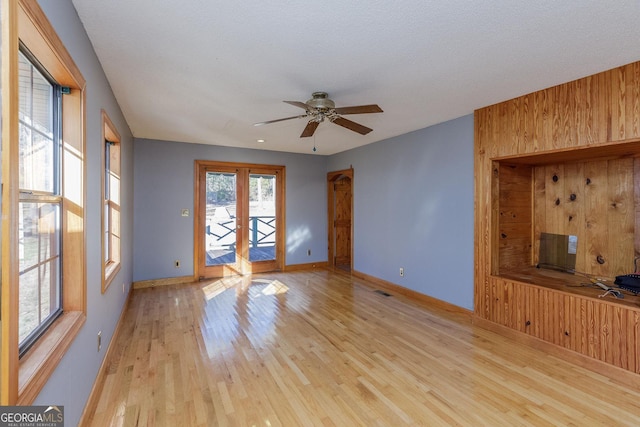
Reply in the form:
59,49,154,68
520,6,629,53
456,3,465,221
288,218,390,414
103,261,121,293
18,311,86,405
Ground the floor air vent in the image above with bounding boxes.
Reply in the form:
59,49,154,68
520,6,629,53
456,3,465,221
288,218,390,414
374,290,392,297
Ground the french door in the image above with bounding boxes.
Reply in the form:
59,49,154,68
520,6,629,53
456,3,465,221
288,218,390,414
195,160,285,279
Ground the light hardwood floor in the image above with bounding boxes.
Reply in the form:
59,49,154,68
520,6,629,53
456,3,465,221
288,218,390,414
84,269,640,426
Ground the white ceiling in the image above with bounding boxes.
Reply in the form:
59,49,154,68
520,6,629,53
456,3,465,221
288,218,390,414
71,0,640,155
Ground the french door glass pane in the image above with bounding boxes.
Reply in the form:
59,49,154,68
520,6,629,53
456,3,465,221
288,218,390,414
18,202,61,344
206,172,237,266
249,174,276,262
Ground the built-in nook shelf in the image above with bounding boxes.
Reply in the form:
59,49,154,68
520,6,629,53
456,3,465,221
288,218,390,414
493,141,640,294
475,61,640,375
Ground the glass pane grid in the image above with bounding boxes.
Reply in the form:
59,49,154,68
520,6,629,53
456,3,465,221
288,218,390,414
18,202,61,344
18,51,57,194
18,50,63,352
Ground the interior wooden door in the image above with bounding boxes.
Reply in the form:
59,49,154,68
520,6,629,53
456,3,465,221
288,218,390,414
334,178,352,267
195,161,285,279
328,168,353,270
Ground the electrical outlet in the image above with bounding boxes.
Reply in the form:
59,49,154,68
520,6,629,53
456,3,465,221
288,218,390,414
175,260,180,268
97,331,102,352
399,267,404,277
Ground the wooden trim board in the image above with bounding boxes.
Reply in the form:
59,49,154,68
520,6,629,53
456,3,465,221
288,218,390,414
284,262,329,272
351,269,472,318
78,285,133,425
133,275,196,289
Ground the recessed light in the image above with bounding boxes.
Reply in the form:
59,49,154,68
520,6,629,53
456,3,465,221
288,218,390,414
257,139,265,143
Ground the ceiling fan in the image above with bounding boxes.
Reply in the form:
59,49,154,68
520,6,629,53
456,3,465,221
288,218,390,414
254,92,383,138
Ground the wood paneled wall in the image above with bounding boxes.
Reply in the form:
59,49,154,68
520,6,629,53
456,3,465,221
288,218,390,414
485,277,640,374
496,163,532,272
475,62,640,158
475,61,640,375
532,158,636,277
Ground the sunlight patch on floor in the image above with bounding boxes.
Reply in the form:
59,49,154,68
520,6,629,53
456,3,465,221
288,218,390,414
202,277,289,300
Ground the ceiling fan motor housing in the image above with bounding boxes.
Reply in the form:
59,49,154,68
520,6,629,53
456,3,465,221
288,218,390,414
306,92,335,111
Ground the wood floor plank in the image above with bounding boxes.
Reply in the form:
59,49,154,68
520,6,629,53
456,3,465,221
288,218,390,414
84,269,640,426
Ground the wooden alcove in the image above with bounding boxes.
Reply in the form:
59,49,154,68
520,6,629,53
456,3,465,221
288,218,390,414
474,62,640,375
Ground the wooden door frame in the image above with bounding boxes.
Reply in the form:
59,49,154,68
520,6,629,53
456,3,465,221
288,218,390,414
327,167,353,269
194,160,286,279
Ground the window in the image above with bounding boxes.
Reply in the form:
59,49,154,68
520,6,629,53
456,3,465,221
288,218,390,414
2,0,86,405
102,110,121,291
18,49,63,355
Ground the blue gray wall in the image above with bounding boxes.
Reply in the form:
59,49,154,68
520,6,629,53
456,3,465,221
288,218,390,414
133,139,328,281
328,115,475,309
134,115,475,309
33,1,473,422
33,1,134,425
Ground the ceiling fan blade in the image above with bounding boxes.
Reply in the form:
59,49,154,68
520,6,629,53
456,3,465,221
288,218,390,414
333,104,383,115
332,116,373,135
254,114,308,126
284,100,310,110
300,120,319,138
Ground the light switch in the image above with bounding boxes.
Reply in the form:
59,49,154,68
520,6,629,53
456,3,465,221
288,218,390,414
181,209,189,217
